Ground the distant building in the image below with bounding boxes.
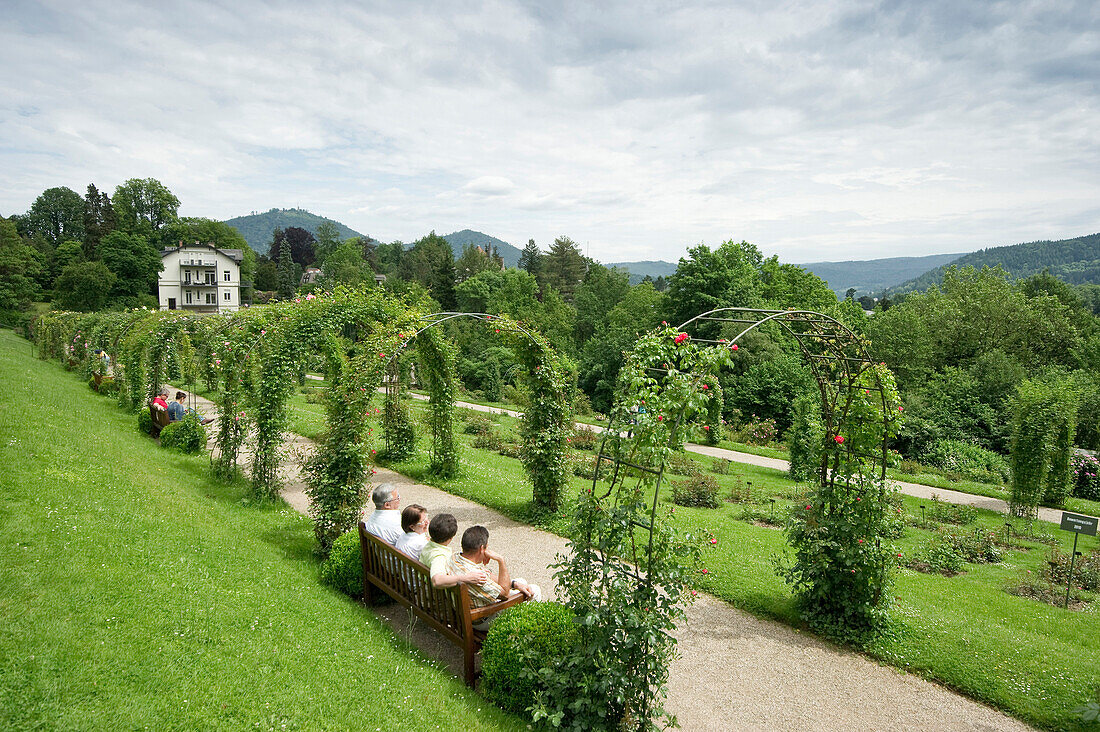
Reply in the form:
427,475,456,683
158,242,244,313
301,267,322,285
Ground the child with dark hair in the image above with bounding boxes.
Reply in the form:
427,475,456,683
419,513,487,588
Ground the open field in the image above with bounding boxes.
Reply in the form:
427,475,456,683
0,329,521,731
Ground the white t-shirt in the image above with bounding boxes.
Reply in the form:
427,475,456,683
394,531,428,560
363,509,402,545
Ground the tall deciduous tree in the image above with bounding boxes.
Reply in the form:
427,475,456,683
270,226,316,267
24,187,85,247
112,178,180,236
82,183,115,259
573,263,630,345
666,240,764,335
313,221,341,263
455,243,497,284
98,230,162,300
0,216,44,311
54,260,115,311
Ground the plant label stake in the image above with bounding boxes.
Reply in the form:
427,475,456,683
1059,512,1098,609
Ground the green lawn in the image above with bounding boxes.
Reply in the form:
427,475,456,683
0,329,521,731
383,409,1100,731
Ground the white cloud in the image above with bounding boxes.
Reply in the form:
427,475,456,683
1,0,1098,265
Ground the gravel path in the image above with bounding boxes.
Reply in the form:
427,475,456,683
181,388,1035,730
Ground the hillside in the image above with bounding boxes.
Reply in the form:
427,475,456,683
223,208,363,254
890,232,1100,294
442,229,522,268
606,260,679,284
798,252,966,296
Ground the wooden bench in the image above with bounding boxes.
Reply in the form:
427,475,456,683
358,522,527,686
149,403,170,437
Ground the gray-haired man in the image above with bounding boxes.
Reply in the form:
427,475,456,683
363,482,402,545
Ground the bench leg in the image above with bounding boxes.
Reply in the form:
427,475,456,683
463,636,477,687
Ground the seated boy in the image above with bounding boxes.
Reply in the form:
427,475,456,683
418,514,488,588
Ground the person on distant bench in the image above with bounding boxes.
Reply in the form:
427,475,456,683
363,483,403,545
169,391,215,425
394,504,429,560
447,525,541,612
152,386,170,411
419,514,488,588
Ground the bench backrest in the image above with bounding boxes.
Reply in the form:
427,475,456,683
358,522,475,646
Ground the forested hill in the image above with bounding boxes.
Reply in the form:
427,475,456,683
890,232,1100,294
224,209,362,254
443,230,522,268
798,252,966,297
607,260,679,284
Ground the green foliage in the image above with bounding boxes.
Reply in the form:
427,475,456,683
24,186,85,246
99,230,162,300
1073,453,1100,501
1010,374,1081,517
569,427,598,451
921,439,1010,484
137,407,153,435
666,451,702,477
736,416,778,446
778,362,904,643
223,208,361,255
111,178,180,237
159,415,206,454
671,473,721,508
54,261,115,311
318,530,363,598
0,216,44,310
462,412,493,435
400,232,456,310
417,327,459,478
921,495,978,526
481,601,579,717
381,379,416,460
535,326,726,730
787,395,824,483
912,527,1003,575
666,240,764,336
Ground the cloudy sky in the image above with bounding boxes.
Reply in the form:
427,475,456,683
2,0,1098,264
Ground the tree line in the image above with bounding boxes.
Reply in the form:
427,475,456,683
5,179,1100,466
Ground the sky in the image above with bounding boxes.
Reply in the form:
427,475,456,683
2,0,1099,264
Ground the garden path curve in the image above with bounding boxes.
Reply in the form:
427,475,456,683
184,388,1033,731
413,393,1078,525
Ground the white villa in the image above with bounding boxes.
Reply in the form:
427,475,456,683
158,242,245,313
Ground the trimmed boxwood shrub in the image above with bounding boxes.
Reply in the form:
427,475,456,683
137,408,153,436
480,601,578,716
159,415,207,454
319,530,363,598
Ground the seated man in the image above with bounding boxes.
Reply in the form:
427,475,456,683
363,483,403,545
169,391,215,425
419,514,488,588
447,525,541,611
394,504,429,560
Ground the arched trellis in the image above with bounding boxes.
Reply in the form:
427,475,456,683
555,308,903,728
381,311,573,512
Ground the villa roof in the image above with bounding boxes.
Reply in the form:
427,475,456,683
161,241,244,264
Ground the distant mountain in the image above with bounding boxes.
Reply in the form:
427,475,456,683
798,253,967,297
606,260,679,284
890,232,1100,295
223,208,363,254
442,230,523,268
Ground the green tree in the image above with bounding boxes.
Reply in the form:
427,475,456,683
0,216,43,311
24,186,85,247
573,262,630,345
1010,374,1081,517
541,235,586,301
578,282,666,413
54,260,115,311
375,240,404,276
319,239,369,287
82,183,115,259
112,178,180,236
98,230,162,300
454,243,496,284
313,221,341,263
277,237,296,299
400,232,456,309
666,240,764,335
518,238,542,277
253,257,278,292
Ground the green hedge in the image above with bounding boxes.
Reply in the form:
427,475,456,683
319,530,363,598
480,601,578,716
160,415,207,454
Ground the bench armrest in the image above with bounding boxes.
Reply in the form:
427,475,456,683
468,591,528,623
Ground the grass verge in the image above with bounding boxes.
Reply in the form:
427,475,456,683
0,329,520,731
